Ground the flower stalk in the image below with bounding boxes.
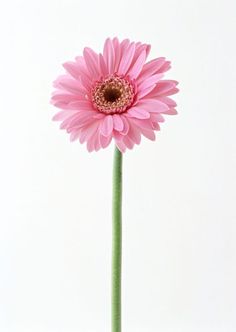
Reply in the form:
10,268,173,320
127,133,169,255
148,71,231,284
112,147,122,332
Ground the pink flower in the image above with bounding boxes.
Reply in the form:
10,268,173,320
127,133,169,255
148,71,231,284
51,38,179,152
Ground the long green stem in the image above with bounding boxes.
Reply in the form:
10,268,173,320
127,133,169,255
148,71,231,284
112,147,122,332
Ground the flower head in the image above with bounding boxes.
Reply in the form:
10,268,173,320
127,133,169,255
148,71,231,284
51,38,179,152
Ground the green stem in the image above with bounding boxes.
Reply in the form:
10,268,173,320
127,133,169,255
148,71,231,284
112,147,122,332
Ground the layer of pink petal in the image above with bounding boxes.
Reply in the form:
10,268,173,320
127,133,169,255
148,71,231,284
51,37,179,152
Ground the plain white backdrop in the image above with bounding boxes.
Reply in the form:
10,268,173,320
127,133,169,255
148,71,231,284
0,0,236,331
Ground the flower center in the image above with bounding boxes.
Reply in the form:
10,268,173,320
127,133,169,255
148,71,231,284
103,87,121,103
92,75,134,114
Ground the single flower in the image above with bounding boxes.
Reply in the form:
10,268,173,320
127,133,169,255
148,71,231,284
51,38,179,152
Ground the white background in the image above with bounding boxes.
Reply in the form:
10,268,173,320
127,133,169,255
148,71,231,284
0,0,236,331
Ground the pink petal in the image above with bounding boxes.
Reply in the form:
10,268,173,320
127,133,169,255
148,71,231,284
115,140,126,153
126,107,150,119
136,85,156,100
94,131,102,151
128,50,146,79
93,112,106,120
159,87,179,97
123,136,134,149
100,115,113,137
83,47,100,78
152,122,160,130
99,53,108,77
140,128,156,141
158,96,177,107
147,80,178,97
63,112,95,130
150,113,165,122
63,62,81,80
79,120,101,144
120,39,130,55
129,118,153,130
113,131,124,141
51,92,86,109
52,101,74,110
127,126,141,144
54,76,87,94
158,61,171,73
51,93,82,103
52,110,78,121
75,56,91,78
79,72,94,91
118,42,135,76
163,108,178,115
136,99,169,113
66,100,94,111
112,37,121,72
59,113,83,130
87,139,95,152
137,57,166,82
70,130,81,142
103,38,115,75
120,115,130,135
145,87,179,99
87,128,100,152
138,74,163,91
131,43,149,65
112,114,124,131
146,44,151,57
99,134,112,148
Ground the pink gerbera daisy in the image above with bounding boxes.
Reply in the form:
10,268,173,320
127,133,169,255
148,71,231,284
51,38,179,152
